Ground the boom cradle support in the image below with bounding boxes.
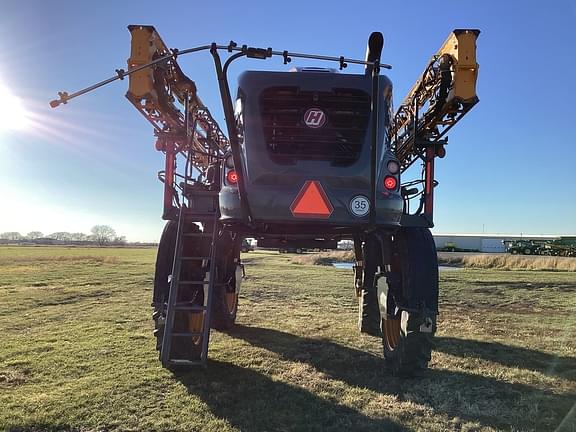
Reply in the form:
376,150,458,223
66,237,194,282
390,29,480,225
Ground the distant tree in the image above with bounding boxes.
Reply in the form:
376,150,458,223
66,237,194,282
49,232,73,241
26,231,44,240
91,225,117,246
113,236,127,245
0,232,24,241
70,232,89,241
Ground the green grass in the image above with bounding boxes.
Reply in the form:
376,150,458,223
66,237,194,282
0,246,575,432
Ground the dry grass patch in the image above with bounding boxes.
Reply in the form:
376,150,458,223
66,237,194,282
295,249,576,272
439,254,576,271
0,367,31,388
292,250,354,265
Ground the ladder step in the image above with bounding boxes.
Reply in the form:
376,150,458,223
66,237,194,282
172,332,204,337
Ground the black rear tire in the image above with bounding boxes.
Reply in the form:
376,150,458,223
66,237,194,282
153,221,177,306
377,227,439,376
211,282,239,330
380,295,436,376
211,231,241,331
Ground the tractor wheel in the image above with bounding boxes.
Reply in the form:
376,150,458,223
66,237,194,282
152,220,180,355
379,290,436,376
211,279,239,330
524,248,532,255
152,221,178,354
511,249,518,255
153,220,177,306
378,227,438,376
210,231,241,331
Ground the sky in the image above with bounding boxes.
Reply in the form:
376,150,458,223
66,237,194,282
0,0,575,242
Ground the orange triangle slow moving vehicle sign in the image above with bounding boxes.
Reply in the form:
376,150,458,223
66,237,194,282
290,180,333,219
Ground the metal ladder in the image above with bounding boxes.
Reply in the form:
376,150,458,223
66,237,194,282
160,190,220,368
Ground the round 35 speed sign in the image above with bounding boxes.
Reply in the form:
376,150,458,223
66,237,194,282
349,195,370,217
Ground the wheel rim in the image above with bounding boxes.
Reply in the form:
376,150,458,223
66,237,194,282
383,318,401,351
188,311,204,345
225,292,238,315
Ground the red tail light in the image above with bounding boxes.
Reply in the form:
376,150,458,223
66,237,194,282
227,170,238,184
384,175,397,190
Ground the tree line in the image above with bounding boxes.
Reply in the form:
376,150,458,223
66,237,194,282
0,225,126,246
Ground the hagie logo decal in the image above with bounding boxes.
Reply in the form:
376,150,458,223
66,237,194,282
303,108,326,128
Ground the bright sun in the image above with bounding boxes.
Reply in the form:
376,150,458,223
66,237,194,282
0,84,30,131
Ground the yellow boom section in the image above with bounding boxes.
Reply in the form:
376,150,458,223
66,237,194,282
126,25,228,168
390,29,480,172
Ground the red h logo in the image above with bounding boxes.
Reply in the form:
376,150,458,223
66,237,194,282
303,108,327,128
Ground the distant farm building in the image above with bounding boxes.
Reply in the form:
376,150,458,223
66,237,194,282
432,234,560,253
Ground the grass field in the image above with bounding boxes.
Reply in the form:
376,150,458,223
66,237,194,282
0,246,575,432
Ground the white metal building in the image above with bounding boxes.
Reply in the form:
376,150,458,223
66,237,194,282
432,234,559,253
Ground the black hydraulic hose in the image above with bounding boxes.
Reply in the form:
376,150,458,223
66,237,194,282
223,52,246,78
210,46,252,222
369,61,380,226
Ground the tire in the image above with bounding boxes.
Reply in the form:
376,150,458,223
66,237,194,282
211,231,241,331
378,227,438,376
211,282,239,330
153,221,177,306
524,248,532,255
379,291,436,376
511,249,518,255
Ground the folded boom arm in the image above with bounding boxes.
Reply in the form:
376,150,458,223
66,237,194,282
390,29,480,172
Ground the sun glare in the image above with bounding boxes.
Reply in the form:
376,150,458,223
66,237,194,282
0,84,30,131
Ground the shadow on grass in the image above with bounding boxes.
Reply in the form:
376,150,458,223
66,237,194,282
227,325,575,431
172,360,406,432
435,336,576,381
